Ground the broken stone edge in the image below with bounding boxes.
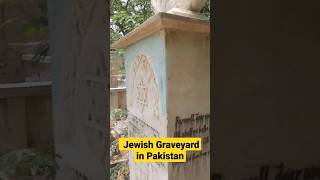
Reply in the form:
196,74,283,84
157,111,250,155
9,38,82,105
111,12,210,49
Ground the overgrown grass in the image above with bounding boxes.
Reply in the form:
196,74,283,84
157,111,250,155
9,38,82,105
0,146,59,180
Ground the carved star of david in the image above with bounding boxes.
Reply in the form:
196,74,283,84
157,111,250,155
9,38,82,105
136,79,148,113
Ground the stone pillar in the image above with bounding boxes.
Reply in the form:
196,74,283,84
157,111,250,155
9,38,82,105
113,13,210,180
48,0,108,179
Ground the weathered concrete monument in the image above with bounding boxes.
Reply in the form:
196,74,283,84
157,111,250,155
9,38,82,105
48,0,108,179
113,1,210,179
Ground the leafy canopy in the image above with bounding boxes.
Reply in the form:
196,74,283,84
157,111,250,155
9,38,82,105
110,0,210,45
111,0,153,44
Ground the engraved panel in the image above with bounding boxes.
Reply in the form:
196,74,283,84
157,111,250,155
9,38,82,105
127,54,166,180
128,54,160,123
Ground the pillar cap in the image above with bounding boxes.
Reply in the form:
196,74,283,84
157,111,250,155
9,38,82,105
111,12,210,49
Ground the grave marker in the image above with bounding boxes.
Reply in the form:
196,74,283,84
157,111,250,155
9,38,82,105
113,12,210,180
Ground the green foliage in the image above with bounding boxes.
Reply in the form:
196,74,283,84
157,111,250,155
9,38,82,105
21,17,48,37
110,0,211,78
110,108,128,120
0,0,48,37
110,163,122,180
110,138,119,158
110,162,129,180
110,49,125,75
0,148,58,180
203,0,211,18
0,0,49,62
110,0,211,45
110,0,153,44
